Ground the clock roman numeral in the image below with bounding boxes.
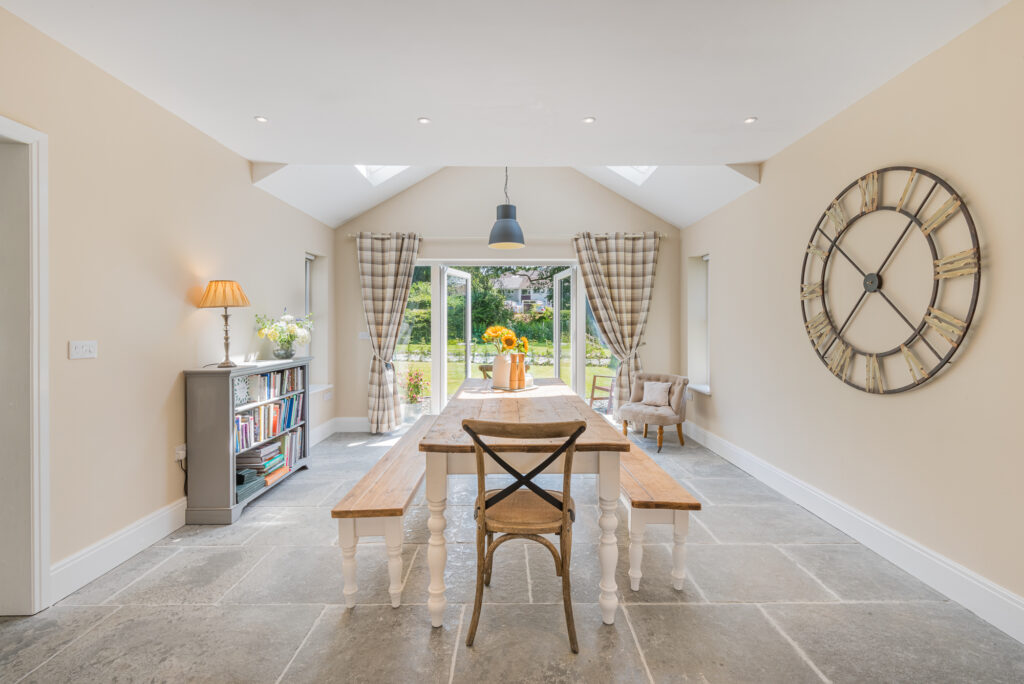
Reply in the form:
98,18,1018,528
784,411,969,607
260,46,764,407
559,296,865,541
825,200,847,237
934,248,978,280
895,169,917,213
924,307,967,347
806,243,828,260
865,354,884,394
826,340,852,380
800,281,823,300
805,312,835,352
900,344,929,384
919,195,962,237
858,171,879,213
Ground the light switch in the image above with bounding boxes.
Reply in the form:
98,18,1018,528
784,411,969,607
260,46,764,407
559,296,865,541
358,331,370,340
69,340,98,359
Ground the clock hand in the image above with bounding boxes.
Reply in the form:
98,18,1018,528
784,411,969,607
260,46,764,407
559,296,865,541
876,181,939,276
814,225,868,277
875,290,943,361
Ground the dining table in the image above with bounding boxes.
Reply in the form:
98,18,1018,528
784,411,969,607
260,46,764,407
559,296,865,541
417,377,632,627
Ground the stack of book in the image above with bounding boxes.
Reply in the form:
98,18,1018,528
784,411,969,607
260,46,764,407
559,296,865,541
236,443,289,485
235,468,264,503
233,367,305,406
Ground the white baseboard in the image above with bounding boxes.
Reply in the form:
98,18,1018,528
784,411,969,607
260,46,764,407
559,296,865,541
682,421,1024,645
49,497,186,603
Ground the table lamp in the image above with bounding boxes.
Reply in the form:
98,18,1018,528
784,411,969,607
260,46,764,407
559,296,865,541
198,280,250,368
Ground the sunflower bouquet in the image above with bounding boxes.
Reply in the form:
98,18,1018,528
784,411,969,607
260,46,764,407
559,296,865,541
482,326,529,355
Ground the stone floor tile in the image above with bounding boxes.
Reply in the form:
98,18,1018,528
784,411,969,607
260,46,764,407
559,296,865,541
245,506,338,546
282,604,459,683
696,503,853,544
685,476,789,505
221,544,416,605
247,475,341,507
686,544,838,603
58,546,179,606
155,507,278,547
22,604,321,684
779,544,946,602
402,541,532,605
765,602,1024,684
627,604,823,683
112,547,271,605
452,603,647,682
0,606,117,684
616,543,706,604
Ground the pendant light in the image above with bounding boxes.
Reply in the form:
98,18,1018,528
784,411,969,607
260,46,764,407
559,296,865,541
488,166,525,249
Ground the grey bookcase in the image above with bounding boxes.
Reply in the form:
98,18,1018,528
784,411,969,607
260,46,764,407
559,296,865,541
184,357,311,524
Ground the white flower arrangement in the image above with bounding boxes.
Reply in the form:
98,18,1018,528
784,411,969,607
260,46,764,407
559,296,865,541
256,311,313,353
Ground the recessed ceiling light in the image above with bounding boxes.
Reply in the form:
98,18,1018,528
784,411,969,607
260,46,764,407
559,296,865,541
744,116,758,124
582,116,597,124
417,117,431,124
254,115,269,123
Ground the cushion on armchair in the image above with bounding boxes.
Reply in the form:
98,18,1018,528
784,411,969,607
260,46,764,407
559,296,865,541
642,382,672,406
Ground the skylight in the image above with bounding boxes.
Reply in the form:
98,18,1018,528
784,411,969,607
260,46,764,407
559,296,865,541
606,166,658,186
353,165,409,186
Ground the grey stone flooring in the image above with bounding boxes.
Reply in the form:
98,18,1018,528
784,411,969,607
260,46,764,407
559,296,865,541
4,430,1024,683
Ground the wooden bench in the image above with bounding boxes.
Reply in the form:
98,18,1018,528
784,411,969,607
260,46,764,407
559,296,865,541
331,415,435,609
619,445,702,591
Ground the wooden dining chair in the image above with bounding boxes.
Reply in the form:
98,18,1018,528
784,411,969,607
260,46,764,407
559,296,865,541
588,375,615,412
478,364,492,379
461,418,587,653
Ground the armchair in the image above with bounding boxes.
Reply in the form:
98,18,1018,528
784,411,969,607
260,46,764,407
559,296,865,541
618,372,689,452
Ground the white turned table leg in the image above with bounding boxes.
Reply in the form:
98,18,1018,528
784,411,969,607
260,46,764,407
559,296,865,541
598,451,620,624
671,510,690,591
426,453,448,627
628,510,645,592
384,517,404,608
338,518,358,609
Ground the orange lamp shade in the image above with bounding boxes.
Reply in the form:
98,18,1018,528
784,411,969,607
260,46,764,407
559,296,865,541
198,280,250,308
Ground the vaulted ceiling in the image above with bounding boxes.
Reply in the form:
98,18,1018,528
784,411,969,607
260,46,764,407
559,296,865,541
1,0,1006,227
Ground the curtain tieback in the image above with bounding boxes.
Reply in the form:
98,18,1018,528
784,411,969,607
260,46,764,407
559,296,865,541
372,352,393,370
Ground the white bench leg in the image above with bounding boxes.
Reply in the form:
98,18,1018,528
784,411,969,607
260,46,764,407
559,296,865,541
339,518,358,609
384,517,404,608
671,510,690,591
628,509,646,591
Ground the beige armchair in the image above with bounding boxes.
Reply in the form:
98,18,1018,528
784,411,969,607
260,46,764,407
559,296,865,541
618,372,689,452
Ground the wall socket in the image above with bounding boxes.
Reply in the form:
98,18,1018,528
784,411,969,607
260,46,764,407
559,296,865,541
174,444,187,462
323,389,333,401
68,340,98,359
357,331,370,340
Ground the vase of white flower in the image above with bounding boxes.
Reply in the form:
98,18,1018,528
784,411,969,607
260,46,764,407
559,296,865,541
256,311,314,360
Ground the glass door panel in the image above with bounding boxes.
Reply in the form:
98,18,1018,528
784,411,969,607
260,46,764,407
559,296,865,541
445,268,472,400
554,268,574,388
394,265,432,423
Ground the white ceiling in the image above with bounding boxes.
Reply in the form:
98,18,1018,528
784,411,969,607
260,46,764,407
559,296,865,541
1,0,1005,226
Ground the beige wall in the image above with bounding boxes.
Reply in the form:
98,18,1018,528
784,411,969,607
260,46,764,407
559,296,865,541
0,9,336,564
680,0,1024,595
334,166,681,419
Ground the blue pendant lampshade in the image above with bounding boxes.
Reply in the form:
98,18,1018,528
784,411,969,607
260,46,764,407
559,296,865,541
488,167,525,249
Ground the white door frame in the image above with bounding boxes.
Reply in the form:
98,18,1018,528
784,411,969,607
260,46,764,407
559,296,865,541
430,266,472,413
0,115,50,614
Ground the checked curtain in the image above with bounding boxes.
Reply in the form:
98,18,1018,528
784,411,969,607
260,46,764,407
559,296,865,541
356,232,422,433
571,232,661,414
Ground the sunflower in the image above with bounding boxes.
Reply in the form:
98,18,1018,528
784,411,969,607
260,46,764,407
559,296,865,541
520,336,529,353
501,333,517,350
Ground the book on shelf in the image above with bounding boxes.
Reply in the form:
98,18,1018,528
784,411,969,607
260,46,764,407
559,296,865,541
277,426,304,469
233,366,305,406
236,479,265,503
265,467,290,486
233,393,304,453
236,468,261,486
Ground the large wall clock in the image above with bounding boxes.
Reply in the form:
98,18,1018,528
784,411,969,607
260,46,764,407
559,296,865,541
800,166,980,394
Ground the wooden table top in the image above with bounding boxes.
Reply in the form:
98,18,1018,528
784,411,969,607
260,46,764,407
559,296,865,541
418,378,631,453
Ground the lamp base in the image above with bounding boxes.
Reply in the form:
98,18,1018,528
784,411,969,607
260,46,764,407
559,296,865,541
217,360,237,368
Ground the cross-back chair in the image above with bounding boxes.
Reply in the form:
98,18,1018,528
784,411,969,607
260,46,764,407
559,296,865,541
461,418,587,653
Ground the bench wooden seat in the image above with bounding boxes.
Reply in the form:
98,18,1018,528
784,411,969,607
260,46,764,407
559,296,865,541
618,445,701,591
331,415,435,609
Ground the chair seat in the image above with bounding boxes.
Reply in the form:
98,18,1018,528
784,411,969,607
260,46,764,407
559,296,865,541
619,402,678,425
481,489,574,533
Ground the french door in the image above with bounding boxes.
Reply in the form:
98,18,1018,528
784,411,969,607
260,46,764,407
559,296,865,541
431,266,472,413
553,267,575,387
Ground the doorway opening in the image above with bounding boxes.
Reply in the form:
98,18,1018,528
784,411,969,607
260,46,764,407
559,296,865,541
392,263,617,420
